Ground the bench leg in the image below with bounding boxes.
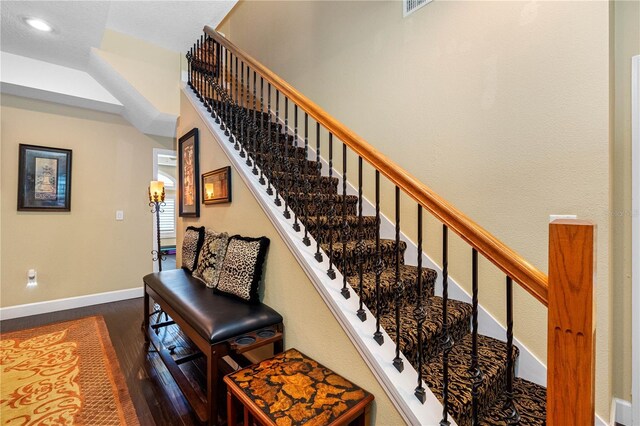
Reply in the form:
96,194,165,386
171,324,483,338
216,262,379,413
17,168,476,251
208,347,220,425
143,286,150,343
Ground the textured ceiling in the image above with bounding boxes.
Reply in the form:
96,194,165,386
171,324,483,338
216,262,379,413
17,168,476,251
0,1,235,70
1,1,111,69
106,1,236,53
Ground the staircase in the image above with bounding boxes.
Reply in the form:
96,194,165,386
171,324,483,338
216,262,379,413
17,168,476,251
186,29,597,425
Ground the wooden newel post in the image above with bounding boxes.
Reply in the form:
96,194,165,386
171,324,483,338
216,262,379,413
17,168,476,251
547,219,596,425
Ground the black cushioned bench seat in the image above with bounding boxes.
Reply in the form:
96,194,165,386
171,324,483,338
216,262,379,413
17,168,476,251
143,269,283,344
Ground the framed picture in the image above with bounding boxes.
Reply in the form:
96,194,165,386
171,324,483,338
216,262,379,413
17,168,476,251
202,166,232,204
18,144,72,211
178,128,200,217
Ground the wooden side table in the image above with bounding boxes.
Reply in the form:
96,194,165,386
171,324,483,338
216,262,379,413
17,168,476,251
225,348,375,426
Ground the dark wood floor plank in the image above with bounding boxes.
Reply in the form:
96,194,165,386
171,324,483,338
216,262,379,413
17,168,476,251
0,297,205,426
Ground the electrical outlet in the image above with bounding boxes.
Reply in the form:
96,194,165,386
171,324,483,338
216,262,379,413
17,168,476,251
116,210,124,221
549,214,577,223
27,269,37,287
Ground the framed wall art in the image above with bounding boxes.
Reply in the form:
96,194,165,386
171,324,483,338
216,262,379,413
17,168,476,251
178,128,200,217
202,166,231,205
18,144,72,211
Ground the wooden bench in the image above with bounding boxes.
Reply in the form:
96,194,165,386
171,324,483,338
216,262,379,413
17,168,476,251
143,269,284,425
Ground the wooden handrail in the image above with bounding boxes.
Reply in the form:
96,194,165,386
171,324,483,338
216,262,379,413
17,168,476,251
204,26,549,306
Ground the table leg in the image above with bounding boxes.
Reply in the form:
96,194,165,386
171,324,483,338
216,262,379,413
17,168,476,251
243,405,250,426
227,391,237,426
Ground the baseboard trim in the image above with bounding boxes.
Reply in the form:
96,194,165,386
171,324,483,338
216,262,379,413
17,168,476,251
611,398,633,426
0,287,144,321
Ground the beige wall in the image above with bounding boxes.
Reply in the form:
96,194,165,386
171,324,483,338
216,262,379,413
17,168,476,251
177,90,403,425
98,30,182,115
612,0,640,403
220,0,613,418
1,95,173,307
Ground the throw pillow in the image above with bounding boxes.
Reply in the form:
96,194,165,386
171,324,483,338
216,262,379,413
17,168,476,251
216,235,270,303
181,226,205,273
193,229,230,288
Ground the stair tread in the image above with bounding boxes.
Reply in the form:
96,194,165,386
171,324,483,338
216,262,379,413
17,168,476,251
284,192,358,203
422,333,519,426
479,378,546,425
272,170,337,180
348,264,436,321
379,296,471,364
349,263,435,283
321,238,406,255
305,215,378,227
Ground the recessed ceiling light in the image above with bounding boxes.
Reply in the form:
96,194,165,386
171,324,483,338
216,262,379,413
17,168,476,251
24,17,53,32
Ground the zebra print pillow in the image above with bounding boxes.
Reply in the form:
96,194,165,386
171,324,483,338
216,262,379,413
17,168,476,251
216,235,270,303
193,229,229,288
181,226,205,273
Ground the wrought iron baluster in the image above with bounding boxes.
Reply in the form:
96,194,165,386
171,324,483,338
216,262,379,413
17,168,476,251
228,53,236,143
314,123,323,262
326,133,336,280
283,98,291,219
505,276,520,424
245,64,251,162
222,48,229,134
258,76,265,183
240,62,251,161
206,36,211,112
209,40,216,119
214,41,221,123
266,84,273,195
199,36,205,99
302,112,311,245
356,156,365,320
414,205,427,403
292,105,300,231
187,45,192,90
193,38,199,97
233,56,239,149
441,225,452,426
251,71,258,173
239,61,246,158
373,171,383,345
393,186,404,372
273,91,282,206
340,143,350,299
470,248,483,424
195,37,202,99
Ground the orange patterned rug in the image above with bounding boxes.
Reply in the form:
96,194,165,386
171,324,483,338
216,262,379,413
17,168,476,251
0,316,139,425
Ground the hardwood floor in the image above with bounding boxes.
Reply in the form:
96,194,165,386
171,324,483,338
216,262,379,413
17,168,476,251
0,298,205,426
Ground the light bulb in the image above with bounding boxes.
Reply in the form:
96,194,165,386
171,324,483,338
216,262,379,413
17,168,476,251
25,18,53,32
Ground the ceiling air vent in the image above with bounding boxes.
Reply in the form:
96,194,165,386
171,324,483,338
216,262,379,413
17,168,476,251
403,0,432,17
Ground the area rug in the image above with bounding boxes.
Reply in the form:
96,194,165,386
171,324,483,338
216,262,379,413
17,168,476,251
0,316,139,425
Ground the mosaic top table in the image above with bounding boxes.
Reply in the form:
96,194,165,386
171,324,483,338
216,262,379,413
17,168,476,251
224,348,374,426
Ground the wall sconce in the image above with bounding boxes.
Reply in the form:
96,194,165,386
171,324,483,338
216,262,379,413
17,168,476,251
148,181,166,271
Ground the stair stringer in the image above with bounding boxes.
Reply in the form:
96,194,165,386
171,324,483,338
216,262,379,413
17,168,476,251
271,115,549,388
182,85,451,426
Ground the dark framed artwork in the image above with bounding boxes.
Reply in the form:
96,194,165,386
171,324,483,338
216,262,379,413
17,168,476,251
178,128,200,217
18,144,72,211
202,166,232,205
